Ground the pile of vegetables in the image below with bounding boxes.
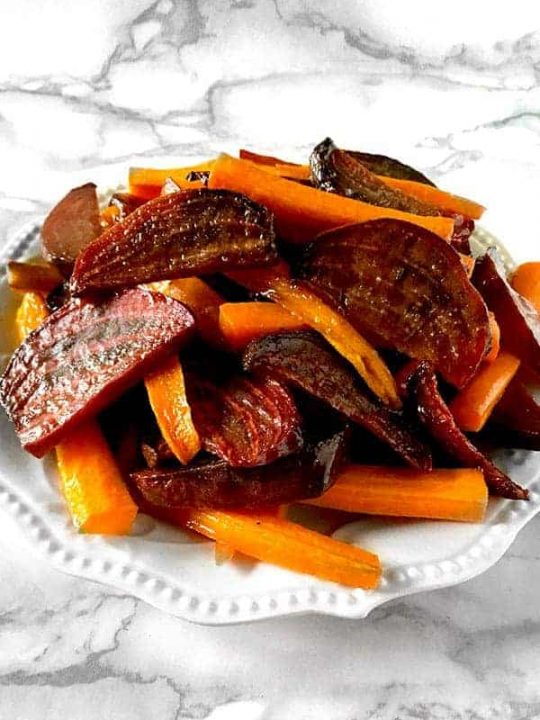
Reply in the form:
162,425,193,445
2,138,539,590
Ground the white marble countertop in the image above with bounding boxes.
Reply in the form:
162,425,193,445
1,2,540,717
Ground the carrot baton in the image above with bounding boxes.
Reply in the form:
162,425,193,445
219,302,305,351
208,154,454,242
154,507,381,589
449,352,521,433
306,466,488,523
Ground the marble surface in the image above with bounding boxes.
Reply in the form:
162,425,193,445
1,1,540,717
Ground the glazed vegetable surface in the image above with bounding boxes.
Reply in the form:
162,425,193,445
1,139,535,590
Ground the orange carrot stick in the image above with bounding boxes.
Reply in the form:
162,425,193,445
238,152,485,220
266,278,400,408
484,312,501,364
129,160,214,199
306,466,487,523
511,262,540,313
55,423,138,534
449,351,521,432
208,154,454,242
174,508,381,588
219,302,305,350
376,175,486,220
16,293,137,535
144,355,201,465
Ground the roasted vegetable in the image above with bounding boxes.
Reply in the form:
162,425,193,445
131,428,345,509
243,330,431,469
41,182,101,272
188,374,303,467
301,219,490,388
0,289,194,457
144,355,201,465
129,161,215,199
7,261,63,294
306,465,488,523
489,378,540,450
219,302,305,350
311,138,441,216
208,154,454,242
71,190,277,295
473,250,540,376
15,291,49,342
347,150,436,186
153,506,381,588
403,360,528,500
449,352,520,432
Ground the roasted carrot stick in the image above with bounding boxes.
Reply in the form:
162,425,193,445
208,154,454,242
484,312,501,364
238,152,484,220
305,466,488,523
511,262,540,313
225,260,291,292
175,508,381,588
56,423,138,534
129,160,214,199
16,293,137,534
144,355,201,464
449,351,521,432
376,175,485,220
219,302,305,350
266,278,400,408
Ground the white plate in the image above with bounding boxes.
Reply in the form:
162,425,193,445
1,189,539,625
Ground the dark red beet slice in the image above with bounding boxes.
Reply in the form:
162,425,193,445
402,360,528,500
300,219,490,388
311,138,440,216
41,183,101,273
71,189,277,295
243,330,431,470
130,429,345,509
347,150,436,186
472,250,540,376
0,289,194,457
188,374,302,467
488,378,540,450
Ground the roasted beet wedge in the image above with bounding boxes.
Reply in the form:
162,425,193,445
130,428,345,509
188,374,303,467
473,250,540,376
489,378,540,450
0,289,194,457
243,330,431,470
71,189,277,295
347,150,436,186
41,183,101,273
300,219,490,388
311,138,440,216
402,360,528,500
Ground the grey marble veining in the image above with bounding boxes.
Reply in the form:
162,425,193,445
1,1,540,718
